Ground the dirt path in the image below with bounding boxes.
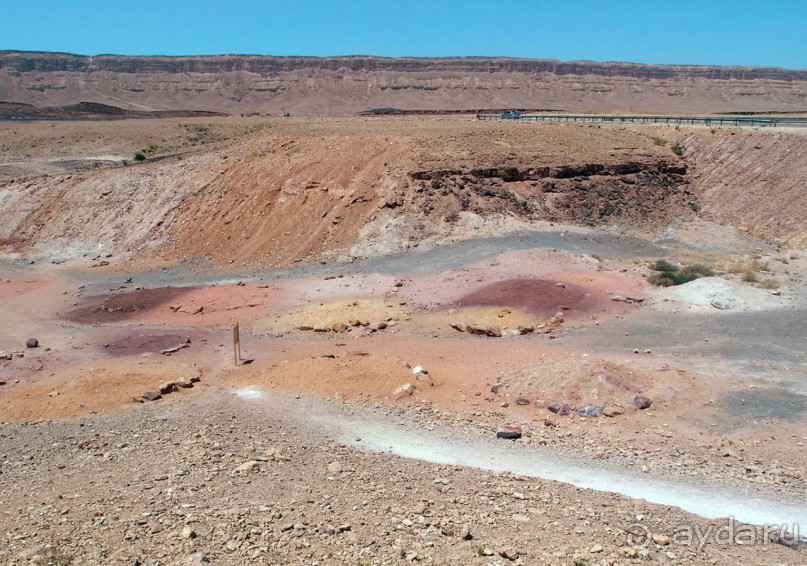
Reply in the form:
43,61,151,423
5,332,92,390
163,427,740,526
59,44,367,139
238,387,807,530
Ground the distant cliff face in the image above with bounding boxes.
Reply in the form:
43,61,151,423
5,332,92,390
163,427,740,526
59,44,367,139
1,51,805,114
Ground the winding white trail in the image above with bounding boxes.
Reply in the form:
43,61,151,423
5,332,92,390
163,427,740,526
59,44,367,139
237,387,807,531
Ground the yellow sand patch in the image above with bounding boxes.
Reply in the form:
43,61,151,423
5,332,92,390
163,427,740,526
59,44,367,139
250,298,412,334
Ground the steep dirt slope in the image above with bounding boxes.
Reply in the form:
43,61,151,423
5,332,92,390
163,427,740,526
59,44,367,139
160,119,698,267
0,118,263,258
2,51,806,114
163,130,413,266
680,128,807,244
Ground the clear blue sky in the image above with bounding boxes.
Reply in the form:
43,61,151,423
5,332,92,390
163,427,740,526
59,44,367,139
2,0,805,68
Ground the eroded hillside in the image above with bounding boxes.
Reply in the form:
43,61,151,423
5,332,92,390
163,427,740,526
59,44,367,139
0,117,804,267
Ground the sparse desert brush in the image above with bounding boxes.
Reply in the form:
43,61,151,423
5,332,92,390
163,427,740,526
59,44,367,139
651,136,667,146
650,259,677,272
648,259,713,286
134,152,146,161
742,270,759,283
671,143,685,156
676,264,714,282
749,259,770,272
724,261,746,274
759,279,781,290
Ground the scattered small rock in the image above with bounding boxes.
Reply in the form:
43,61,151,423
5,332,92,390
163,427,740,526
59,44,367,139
576,405,602,417
161,343,189,355
653,534,671,545
548,403,572,416
634,395,653,410
603,405,626,417
485,326,502,337
394,383,415,397
141,391,162,401
25,338,39,349
496,425,522,440
231,460,260,475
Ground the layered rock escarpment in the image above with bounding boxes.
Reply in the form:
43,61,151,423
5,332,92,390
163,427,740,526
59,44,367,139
2,51,805,114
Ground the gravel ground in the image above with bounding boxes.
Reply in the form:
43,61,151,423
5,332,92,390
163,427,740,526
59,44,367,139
0,392,803,566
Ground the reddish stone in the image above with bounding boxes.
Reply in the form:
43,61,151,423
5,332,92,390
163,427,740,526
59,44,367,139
496,425,522,440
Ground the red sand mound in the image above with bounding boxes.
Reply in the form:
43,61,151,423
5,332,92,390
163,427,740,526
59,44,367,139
457,278,598,318
66,287,198,323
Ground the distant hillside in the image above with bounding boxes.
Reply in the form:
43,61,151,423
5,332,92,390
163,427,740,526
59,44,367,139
1,51,805,114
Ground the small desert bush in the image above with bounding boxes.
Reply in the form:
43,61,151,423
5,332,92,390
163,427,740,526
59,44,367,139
650,259,677,272
651,136,667,146
134,152,146,161
671,143,685,156
742,270,759,283
749,259,770,272
648,259,713,286
759,279,781,290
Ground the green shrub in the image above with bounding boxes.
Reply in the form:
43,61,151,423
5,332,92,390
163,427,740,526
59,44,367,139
674,264,714,284
671,143,685,156
134,152,146,161
650,259,678,272
648,259,713,286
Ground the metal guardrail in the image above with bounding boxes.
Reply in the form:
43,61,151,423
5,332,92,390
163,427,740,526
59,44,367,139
476,113,807,127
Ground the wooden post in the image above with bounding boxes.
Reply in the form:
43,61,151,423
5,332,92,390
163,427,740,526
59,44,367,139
233,323,241,366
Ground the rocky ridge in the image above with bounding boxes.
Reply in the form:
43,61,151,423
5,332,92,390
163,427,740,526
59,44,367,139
2,51,806,114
